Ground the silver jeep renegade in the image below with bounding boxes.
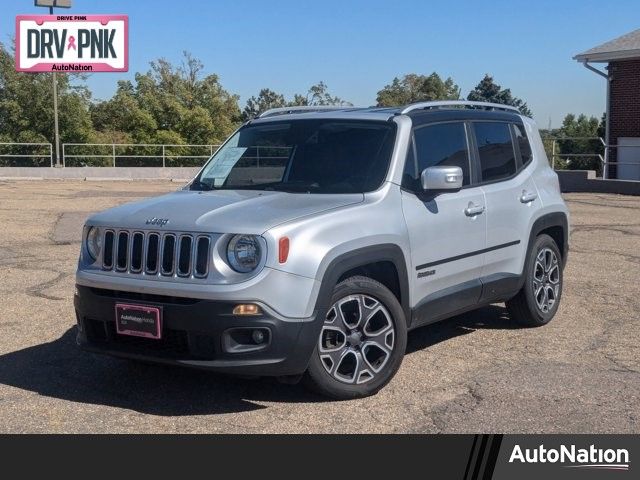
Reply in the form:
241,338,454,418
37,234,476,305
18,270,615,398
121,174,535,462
75,101,569,399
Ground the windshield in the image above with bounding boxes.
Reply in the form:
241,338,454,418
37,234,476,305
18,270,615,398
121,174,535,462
192,119,396,193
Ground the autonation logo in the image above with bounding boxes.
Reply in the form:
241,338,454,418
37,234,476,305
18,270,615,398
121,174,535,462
509,444,630,471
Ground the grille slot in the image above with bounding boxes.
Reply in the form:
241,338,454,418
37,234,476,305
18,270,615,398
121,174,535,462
146,233,160,273
161,234,176,276
116,231,129,271
130,232,144,272
177,235,192,277
103,230,115,269
194,236,210,277
100,229,211,279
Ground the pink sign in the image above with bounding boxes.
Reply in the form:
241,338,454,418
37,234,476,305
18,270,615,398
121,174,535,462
15,15,128,72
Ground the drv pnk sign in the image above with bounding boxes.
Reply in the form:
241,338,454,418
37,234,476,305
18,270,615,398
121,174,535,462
16,15,128,72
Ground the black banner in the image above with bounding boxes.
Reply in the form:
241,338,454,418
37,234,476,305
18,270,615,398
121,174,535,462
0,435,635,479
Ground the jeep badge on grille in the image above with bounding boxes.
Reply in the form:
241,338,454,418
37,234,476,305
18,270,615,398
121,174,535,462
145,217,169,227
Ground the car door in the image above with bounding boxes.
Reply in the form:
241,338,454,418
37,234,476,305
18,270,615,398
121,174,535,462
473,121,541,300
401,121,487,325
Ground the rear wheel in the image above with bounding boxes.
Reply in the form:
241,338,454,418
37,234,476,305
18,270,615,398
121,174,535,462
304,276,407,399
506,234,563,327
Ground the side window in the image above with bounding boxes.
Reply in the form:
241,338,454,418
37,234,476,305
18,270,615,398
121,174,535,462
412,122,471,187
474,122,517,182
513,123,532,167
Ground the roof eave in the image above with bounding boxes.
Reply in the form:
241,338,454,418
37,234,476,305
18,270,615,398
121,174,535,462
574,49,640,63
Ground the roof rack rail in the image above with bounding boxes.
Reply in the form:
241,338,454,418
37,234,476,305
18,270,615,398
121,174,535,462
258,106,354,118
400,100,521,115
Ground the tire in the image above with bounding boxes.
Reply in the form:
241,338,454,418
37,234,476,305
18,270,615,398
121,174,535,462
506,234,563,327
303,276,407,400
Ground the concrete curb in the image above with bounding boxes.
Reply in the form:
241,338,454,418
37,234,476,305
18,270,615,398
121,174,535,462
557,170,640,195
0,167,199,181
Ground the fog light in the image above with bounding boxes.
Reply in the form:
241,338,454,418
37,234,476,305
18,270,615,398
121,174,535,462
233,304,261,316
252,329,266,344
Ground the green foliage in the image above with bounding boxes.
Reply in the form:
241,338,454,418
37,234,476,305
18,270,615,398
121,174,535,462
303,81,350,106
242,82,350,120
0,42,608,173
467,74,532,117
243,88,287,121
376,73,460,107
0,41,94,164
552,113,605,173
93,52,241,145
90,81,157,143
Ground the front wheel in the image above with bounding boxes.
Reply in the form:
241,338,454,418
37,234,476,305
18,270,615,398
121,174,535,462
506,234,563,327
304,276,407,400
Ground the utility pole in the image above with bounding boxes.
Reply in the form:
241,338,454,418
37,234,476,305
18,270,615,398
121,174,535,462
50,5,61,167
35,1,72,167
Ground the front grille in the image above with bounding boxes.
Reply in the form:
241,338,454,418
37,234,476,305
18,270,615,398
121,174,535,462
102,229,211,279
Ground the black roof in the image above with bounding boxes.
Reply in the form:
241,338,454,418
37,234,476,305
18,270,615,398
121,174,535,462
251,104,525,125
403,108,523,126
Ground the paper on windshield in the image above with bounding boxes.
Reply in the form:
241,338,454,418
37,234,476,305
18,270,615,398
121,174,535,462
205,147,247,185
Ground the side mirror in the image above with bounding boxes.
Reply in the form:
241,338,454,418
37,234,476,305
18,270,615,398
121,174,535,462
420,166,463,192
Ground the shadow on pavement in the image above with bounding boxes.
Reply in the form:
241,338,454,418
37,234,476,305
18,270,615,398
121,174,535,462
0,305,515,415
407,304,515,354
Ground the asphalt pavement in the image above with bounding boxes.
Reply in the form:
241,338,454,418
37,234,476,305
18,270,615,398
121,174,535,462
0,180,637,433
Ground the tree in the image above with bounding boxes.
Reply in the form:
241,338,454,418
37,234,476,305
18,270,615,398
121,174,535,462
242,88,287,121
286,82,351,107
554,113,604,172
303,81,350,106
93,51,241,146
242,82,351,120
90,80,157,143
467,74,532,116
0,41,94,165
376,73,460,106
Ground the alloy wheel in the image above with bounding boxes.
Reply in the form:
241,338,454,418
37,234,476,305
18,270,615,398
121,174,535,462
318,294,395,385
532,247,560,313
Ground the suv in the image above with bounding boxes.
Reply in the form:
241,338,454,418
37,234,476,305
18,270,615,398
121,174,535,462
75,101,569,399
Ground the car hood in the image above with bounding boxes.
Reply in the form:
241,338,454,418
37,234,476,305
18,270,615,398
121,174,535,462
87,189,364,233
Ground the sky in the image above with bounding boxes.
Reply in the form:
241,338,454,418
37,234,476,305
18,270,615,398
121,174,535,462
3,0,640,127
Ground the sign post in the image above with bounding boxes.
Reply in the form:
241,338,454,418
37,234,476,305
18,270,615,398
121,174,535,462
34,1,73,167
20,2,128,167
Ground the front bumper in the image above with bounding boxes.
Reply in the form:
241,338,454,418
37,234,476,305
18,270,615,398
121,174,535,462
74,285,323,376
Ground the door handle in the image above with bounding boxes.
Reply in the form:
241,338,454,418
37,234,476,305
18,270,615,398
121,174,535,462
464,202,485,217
520,190,538,203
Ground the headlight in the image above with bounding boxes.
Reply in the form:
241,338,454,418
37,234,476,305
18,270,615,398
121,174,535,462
226,235,262,273
86,226,102,261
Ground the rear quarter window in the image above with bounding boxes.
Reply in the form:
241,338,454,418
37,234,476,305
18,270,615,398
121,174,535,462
473,122,517,182
513,123,532,167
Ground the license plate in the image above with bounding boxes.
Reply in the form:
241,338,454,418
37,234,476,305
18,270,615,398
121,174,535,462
115,303,162,339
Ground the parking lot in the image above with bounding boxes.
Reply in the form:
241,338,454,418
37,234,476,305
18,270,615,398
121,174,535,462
0,180,638,433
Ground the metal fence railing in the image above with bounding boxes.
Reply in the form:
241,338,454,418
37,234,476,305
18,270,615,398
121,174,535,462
61,143,221,167
544,136,640,180
1,139,639,181
0,142,53,167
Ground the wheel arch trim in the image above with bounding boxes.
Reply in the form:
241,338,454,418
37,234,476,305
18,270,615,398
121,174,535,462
518,212,569,292
527,212,569,266
313,244,411,326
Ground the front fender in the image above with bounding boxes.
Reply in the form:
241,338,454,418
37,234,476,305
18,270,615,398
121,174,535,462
313,243,411,325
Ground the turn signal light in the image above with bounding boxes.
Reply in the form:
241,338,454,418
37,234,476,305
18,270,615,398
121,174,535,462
279,236,290,263
233,304,261,316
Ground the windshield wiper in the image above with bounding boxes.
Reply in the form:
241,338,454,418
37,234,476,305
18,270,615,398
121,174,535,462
190,180,214,191
263,181,321,193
